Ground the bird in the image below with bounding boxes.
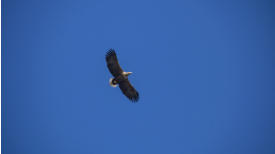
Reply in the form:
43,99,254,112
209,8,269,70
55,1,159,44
105,49,139,102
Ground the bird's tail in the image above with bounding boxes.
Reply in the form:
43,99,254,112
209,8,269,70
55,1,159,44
109,78,118,88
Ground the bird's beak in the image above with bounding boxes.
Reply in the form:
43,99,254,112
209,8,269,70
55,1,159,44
127,72,132,76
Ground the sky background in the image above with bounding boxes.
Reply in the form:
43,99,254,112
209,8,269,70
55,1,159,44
2,0,275,154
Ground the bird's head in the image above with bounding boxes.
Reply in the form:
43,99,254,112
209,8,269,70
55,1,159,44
123,72,132,76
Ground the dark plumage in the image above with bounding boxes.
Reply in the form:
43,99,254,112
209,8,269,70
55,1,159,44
106,49,139,102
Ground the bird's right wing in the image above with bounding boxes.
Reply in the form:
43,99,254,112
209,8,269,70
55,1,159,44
106,49,123,77
119,79,139,102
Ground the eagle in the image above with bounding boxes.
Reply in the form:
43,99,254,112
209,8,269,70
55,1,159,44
106,49,139,102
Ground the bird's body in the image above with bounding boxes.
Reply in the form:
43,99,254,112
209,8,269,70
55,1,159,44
106,49,139,102
109,73,127,87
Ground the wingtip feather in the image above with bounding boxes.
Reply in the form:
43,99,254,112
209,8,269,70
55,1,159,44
130,92,139,103
106,49,116,58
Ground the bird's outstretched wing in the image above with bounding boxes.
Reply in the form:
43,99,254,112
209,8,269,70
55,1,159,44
106,49,123,77
119,79,139,102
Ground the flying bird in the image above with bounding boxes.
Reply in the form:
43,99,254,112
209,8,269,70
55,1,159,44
106,49,139,102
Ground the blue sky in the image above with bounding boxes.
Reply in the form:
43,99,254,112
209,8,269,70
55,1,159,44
2,0,275,153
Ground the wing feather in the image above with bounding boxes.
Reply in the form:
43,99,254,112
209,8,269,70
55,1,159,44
119,79,139,102
106,49,123,77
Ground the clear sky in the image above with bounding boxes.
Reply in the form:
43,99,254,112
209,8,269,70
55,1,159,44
2,0,275,153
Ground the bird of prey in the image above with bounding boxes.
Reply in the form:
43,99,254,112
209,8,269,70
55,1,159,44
106,49,139,102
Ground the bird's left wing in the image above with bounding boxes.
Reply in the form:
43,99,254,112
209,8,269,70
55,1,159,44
106,49,123,77
119,79,139,102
